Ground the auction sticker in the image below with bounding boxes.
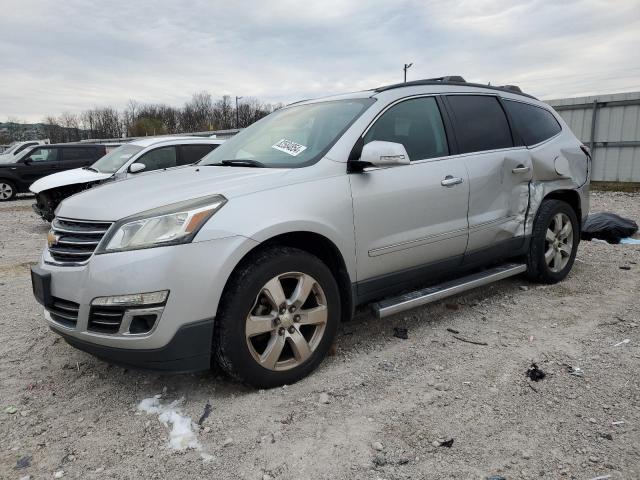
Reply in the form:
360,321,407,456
272,139,307,157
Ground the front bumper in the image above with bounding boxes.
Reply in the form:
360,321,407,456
53,318,214,372
35,235,258,371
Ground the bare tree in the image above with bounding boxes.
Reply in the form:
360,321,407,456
58,112,81,142
42,116,65,143
37,91,281,142
213,95,234,130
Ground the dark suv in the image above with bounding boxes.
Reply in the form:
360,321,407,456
0,144,106,201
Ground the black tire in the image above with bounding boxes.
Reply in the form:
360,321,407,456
0,179,17,201
35,192,57,222
213,246,341,388
526,199,579,284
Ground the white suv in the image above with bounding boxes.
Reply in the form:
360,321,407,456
31,77,590,388
29,136,224,221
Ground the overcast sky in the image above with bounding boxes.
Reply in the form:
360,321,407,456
1,0,639,122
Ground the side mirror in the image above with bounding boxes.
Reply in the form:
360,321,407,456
23,159,33,166
359,141,410,168
129,163,146,174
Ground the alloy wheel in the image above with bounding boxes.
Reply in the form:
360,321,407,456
544,212,574,273
245,272,328,371
0,182,13,200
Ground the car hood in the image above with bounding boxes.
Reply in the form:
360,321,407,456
29,168,112,194
57,165,304,221
0,155,17,164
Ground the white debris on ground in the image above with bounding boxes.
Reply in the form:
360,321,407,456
137,395,203,452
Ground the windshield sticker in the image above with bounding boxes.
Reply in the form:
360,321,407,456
272,139,307,157
120,154,133,159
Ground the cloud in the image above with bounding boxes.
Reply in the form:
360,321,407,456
0,0,638,121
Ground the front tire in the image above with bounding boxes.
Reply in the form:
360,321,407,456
527,199,579,284
0,180,16,201
213,246,341,388
35,192,57,222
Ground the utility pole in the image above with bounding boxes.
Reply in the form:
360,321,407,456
235,96,243,129
403,63,413,83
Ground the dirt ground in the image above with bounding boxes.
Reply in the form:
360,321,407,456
1,191,639,480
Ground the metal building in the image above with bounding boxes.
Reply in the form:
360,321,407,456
547,91,640,183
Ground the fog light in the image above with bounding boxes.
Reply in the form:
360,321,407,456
91,290,169,307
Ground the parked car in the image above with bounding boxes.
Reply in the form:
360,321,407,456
0,143,105,201
29,137,224,221
31,76,590,388
0,139,50,161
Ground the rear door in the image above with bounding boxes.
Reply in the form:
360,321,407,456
177,143,217,166
350,96,469,300
444,94,533,262
61,147,97,170
17,147,61,186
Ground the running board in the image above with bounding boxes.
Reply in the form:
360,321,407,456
372,263,527,319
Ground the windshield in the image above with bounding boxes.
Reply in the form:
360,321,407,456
91,144,144,173
199,98,374,168
1,144,19,155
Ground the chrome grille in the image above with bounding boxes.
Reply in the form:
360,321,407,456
47,297,80,328
88,307,124,334
48,218,112,265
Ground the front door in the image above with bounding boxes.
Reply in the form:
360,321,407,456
18,147,61,186
349,96,469,300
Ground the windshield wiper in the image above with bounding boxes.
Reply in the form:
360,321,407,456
83,166,99,172
220,159,265,168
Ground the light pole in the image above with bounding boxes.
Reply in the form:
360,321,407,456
403,63,413,83
235,96,243,129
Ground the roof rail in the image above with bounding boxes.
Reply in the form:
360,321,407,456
498,85,523,93
373,77,537,100
423,76,466,83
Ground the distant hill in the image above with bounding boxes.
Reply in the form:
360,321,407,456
0,122,48,141
0,122,87,144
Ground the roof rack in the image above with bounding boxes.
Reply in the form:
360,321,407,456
374,76,537,100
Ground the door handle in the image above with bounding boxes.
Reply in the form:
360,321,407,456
441,175,463,187
512,165,530,174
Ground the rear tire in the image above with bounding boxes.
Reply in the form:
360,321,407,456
526,199,579,284
213,246,341,388
0,180,16,201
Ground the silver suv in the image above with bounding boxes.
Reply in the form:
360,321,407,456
31,76,590,388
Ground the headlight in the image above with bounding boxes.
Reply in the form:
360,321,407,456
97,195,226,253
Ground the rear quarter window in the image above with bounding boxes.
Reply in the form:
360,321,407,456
504,100,562,146
446,95,513,154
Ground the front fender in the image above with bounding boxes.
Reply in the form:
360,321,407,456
194,174,357,279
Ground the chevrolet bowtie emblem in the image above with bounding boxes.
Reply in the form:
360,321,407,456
47,231,59,248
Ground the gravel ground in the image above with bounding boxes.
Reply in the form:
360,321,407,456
1,191,639,480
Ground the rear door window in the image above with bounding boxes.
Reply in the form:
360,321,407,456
446,95,513,154
136,146,177,171
504,100,562,146
178,144,216,166
364,97,449,161
62,148,92,161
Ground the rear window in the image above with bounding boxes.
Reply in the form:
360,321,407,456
446,95,513,154
504,100,562,146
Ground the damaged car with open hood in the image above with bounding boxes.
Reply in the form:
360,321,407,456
31,76,590,388
29,136,224,221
